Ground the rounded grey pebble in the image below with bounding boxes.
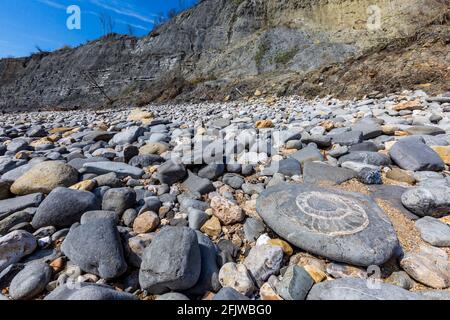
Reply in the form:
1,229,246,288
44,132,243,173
187,208,209,230
122,208,138,227
156,292,190,300
9,262,52,300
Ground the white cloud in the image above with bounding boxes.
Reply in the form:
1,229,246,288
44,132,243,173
89,0,157,24
36,0,67,10
116,19,149,31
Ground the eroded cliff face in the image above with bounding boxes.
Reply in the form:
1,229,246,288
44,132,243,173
0,0,448,111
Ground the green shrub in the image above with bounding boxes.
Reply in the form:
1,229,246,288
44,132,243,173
274,48,298,65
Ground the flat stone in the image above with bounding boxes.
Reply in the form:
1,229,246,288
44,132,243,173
302,135,331,148
392,100,423,111
0,230,36,273
386,168,416,184
0,193,44,220
138,197,162,214
0,157,25,175
156,293,190,300
129,154,164,168
93,172,122,187
289,145,324,165
70,179,96,191
44,283,137,300
225,163,241,173
7,139,29,153
182,171,215,195
179,197,209,212
357,167,382,185
328,145,349,158
67,157,109,170
256,183,399,267
390,136,445,172
241,183,264,195
341,161,380,173
421,135,449,147
267,239,293,256
83,161,144,178
219,262,255,296
338,151,391,166
9,261,52,300
268,158,302,177
111,126,143,145
10,161,79,195
260,282,283,300
1,163,36,184
122,208,138,227
127,109,154,122
243,218,265,242
22,247,59,264
243,244,284,286
133,211,159,234
139,142,169,155
210,193,244,225
80,211,119,224
187,208,209,230
102,187,136,215
61,218,127,279
331,130,363,146
415,216,450,247
200,216,222,238
275,265,314,300
426,96,450,104
302,264,327,283
187,231,220,295
401,186,450,218
0,210,32,236
139,226,201,294
351,119,383,139
420,291,450,300
222,173,245,189
198,164,225,180
285,140,302,149
307,278,421,300
385,271,415,290
147,132,168,143
415,172,447,184
82,131,116,142
26,125,47,138
325,262,367,279
209,118,231,129
348,141,379,152
32,187,100,229
155,160,187,185
303,162,356,186
400,246,450,289
213,287,250,300
404,125,445,136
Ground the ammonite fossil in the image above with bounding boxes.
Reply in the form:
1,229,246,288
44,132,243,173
284,191,370,236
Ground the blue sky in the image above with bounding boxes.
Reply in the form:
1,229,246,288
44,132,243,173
0,0,197,58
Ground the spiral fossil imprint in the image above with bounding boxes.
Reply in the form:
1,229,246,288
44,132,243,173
268,191,370,237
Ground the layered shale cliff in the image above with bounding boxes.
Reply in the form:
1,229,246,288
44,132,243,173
0,0,449,111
